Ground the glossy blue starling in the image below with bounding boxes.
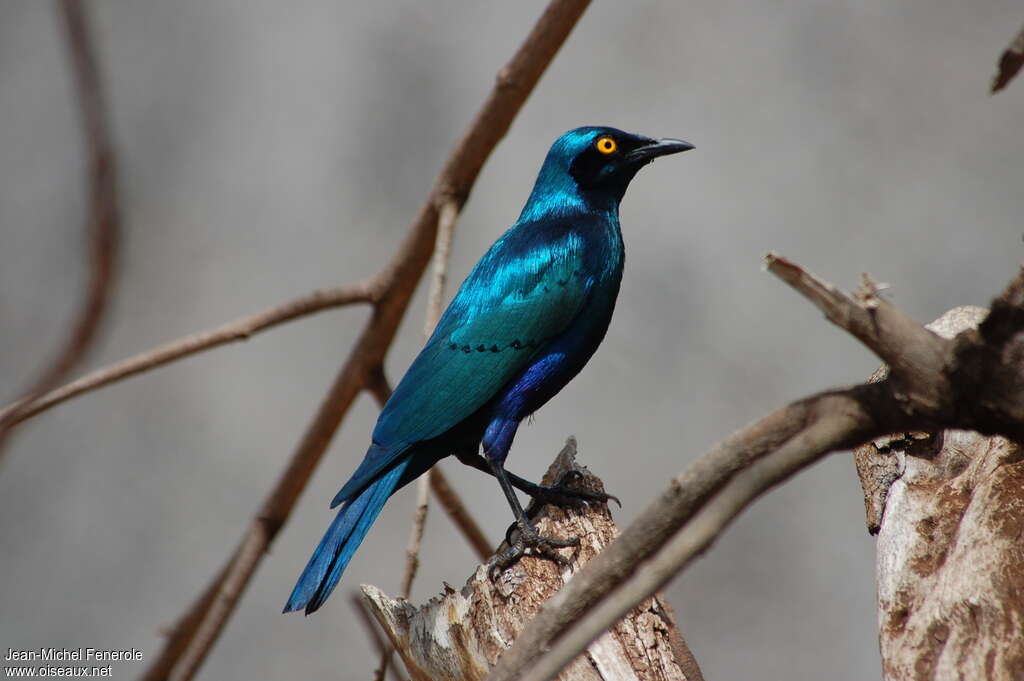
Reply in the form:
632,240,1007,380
285,126,693,614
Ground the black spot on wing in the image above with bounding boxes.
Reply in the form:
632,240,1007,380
445,338,541,353
509,338,540,350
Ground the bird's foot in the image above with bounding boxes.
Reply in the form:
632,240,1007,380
522,469,621,512
488,517,580,579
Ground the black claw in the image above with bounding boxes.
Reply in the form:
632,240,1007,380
504,520,518,547
489,517,580,578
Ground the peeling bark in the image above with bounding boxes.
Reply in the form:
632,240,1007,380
361,439,702,681
856,307,1024,680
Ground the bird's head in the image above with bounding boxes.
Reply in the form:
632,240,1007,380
522,126,694,220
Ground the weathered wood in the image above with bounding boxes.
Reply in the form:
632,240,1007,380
362,439,702,681
855,306,1024,680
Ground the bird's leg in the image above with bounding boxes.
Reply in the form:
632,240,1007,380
484,456,580,575
453,450,619,510
510,468,621,512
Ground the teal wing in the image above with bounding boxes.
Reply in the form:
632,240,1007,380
331,220,592,506
379,222,592,444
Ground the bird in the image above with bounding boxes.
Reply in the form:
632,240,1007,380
284,126,693,614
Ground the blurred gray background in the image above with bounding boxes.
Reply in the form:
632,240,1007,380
2,1,1022,679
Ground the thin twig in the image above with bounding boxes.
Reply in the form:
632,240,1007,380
0,282,375,428
142,2,590,679
397,197,462,601
399,476,431,600
0,0,119,453
423,199,460,336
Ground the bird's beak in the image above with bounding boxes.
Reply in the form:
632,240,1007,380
626,138,695,165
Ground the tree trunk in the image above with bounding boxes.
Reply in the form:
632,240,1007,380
361,439,704,681
854,306,1024,680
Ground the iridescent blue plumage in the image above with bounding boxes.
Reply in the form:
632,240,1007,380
284,126,693,614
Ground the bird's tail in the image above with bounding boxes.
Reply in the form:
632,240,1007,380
283,459,409,614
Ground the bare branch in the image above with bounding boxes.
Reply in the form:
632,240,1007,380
992,22,1024,93
0,0,119,452
0,282,375,428
363,364,392,410
764,252,949,411
399,476,431,601
143,2,591,679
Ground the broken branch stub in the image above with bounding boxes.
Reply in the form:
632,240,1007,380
361,439,703,681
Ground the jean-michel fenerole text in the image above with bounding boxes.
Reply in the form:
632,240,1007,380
5,648,142,662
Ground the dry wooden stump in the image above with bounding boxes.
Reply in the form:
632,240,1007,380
362,438,704,681
855,307,1024,681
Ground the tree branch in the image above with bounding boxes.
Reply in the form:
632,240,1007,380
487,256,1024,681
992,22,1024,93
765,252,949,412
0,282,375,428
0,0,119,453
142,2,590,679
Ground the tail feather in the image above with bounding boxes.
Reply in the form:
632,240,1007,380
283,460,409,614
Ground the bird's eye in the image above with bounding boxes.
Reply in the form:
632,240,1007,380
595,136,617,155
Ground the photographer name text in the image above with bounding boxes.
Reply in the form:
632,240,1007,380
5,649,141,663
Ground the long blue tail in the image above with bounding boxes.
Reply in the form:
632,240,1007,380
283,460,409,614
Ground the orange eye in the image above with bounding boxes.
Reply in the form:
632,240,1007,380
595,136,617,155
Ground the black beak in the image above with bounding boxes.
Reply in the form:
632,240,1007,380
626,138,695,165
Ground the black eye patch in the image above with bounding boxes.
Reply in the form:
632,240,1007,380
569,148,607,186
